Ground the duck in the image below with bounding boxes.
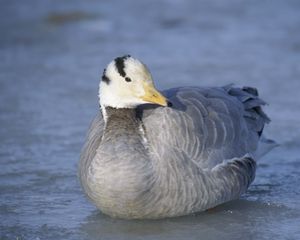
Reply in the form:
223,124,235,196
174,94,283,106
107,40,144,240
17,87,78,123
79,55,276,219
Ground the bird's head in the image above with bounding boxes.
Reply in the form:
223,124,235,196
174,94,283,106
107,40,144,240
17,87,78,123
99,55,168,109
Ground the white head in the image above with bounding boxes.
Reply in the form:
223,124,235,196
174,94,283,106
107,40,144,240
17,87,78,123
99,55,167,111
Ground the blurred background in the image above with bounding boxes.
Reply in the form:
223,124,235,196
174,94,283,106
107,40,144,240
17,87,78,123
1,0,300,239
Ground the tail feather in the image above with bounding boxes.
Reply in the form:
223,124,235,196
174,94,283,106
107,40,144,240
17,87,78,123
243,98,267,110
254,136,279,159
242,86,259,96
225,85,271,136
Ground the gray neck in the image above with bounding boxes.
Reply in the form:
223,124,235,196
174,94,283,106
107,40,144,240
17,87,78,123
100,106,149,162
101,107,144,144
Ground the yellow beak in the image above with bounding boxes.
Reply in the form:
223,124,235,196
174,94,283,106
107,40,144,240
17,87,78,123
141,83,168,107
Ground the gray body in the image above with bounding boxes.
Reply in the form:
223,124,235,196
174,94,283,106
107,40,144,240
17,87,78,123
79,86,275,219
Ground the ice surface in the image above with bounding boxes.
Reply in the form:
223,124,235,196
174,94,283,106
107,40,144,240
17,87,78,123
1,0,300,239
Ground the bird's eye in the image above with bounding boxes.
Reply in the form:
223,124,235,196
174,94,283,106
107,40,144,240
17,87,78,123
125,77,132,82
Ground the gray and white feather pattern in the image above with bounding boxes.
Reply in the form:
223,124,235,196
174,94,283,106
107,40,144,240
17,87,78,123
79,56,276,219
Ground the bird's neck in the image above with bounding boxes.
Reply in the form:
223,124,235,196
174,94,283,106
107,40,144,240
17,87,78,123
101,106,148,155
103,107,140,135
105,106,137,120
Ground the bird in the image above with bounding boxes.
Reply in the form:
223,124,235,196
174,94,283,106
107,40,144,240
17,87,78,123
79,55,277,219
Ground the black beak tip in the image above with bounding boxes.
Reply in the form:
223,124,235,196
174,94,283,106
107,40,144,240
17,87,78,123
167,100,173,107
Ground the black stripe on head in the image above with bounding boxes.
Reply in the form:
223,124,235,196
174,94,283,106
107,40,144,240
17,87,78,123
102,68,110,84
114,55,131,77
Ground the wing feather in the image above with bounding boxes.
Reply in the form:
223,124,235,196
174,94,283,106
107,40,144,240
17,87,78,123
140,86,269,169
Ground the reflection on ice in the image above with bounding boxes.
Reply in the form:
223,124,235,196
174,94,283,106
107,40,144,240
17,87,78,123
81,200,299,240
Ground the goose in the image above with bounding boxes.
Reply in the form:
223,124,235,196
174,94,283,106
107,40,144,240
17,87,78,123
79,55,276,219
